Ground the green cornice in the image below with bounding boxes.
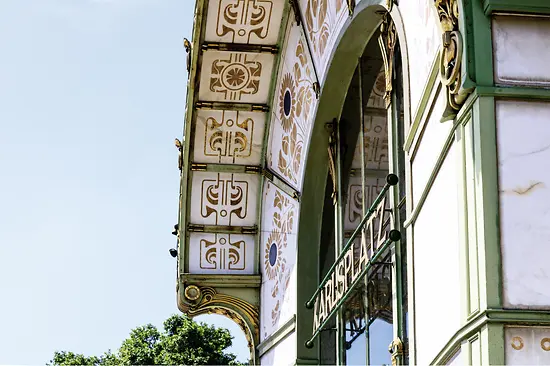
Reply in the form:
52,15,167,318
179,274,262,288
483,0,550,15
431,308,550,365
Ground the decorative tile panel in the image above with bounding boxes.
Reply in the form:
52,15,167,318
189,172,259,226
188,233,256,274
260,181,299,340
193,110,265,165
261,181,299,235
299,0,348,79
204,0,284,44
493,16,550,87
267,22,317,191
198,51,275,103
505,327,550,365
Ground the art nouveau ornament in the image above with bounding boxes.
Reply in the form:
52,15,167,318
435,0,472,121
379,15,397,108
178,285,259,350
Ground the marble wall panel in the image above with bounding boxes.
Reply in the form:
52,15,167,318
260,181,299,340
413,143,461,366
399,0,440,115
188,233,256,274
493,16,550,87
497,100,550,308
299,0,348,79
267,21,317,191
505,327,550,364
260,330,297,366
204,0,284,44
411,90,452,207
193,110,265,165
189,172,260,227
198,51,274,104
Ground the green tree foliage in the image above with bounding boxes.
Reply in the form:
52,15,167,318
48,314,244,366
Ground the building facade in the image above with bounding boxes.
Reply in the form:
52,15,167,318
174,0,550,364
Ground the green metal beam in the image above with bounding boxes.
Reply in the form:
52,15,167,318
305,230,401,348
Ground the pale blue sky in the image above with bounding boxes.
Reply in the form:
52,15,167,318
0,1,248,363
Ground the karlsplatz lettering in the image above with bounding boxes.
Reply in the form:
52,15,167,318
312,196,388,333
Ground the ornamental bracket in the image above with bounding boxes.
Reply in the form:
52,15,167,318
378,15,397,109
389,337,404,365
435,0,473,122
178,285,260,355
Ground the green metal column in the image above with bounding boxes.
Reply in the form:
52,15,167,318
335,117,346,366
357,58,370,366
388,71,405,365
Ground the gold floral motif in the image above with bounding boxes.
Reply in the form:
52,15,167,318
264,231,284,280
278,124,302,185
305,0,329,60
275,39,314,185
541,337,550,351
273,190,295,236
216,0,273,43
294,40,315,125
279,73,296,132
210,53,262,101
271,300,281,324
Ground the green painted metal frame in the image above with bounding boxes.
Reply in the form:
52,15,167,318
305,229,401,348
482,0,550,15
305,174,399,309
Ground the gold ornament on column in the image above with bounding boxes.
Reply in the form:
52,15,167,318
378,14,397,109
435,0,471,121
389,337,404,365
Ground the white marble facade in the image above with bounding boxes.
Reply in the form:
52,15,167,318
413,143,461,366
493,16,550,87
260,331,297,366
399,0,440,115
411,90,453,207
497,100,550,308
505,327,550,364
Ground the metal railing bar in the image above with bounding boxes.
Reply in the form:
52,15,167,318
305,174,398,309
305,229,401,348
